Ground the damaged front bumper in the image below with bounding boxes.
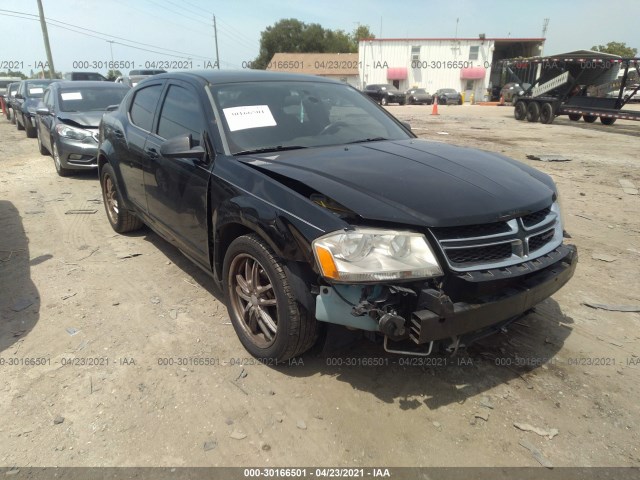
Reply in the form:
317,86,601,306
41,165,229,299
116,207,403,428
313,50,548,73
315,244,577,349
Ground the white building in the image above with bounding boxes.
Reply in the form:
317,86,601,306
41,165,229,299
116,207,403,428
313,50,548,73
266,53,360,88
358,37,544,101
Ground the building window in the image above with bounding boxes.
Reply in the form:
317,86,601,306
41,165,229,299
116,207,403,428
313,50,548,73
411,46,420,61
469,46,479,60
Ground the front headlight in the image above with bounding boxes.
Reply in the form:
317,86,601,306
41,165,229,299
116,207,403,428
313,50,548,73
312,228,443,282
56,124,91,140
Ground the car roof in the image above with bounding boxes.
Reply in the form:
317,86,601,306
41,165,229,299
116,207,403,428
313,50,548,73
148,70,342,86
49,81,128,90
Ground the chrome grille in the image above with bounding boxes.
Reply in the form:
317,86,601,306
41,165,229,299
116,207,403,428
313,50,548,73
430,203,563,272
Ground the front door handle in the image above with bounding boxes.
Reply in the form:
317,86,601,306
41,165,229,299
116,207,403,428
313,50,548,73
146,147,159,160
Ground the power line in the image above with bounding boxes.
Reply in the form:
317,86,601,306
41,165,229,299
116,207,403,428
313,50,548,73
143,0,210,28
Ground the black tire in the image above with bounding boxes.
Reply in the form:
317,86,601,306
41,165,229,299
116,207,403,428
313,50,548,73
568,113,581,121
37,129,50,155
399,99,406,106
583,115,597,123
100,163,144,233
406,97,413,105
25,121,37,138
600,117,616,125
16,114,24,131
526,102,540,122
458,96,463,105
539,102,555,124
52,142,74,177
440,97,447,105
10,109,16,125
514,101,527,120
380,96,388,106
223,234,317,362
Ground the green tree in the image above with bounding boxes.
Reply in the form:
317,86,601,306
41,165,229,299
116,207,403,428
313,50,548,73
591,41,637,57
351,25,375,52
107,69,123,80
252,19,375,69
0,70,27,79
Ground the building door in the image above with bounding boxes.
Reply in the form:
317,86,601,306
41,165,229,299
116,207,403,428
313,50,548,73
464,80,475,103
392,80,400,89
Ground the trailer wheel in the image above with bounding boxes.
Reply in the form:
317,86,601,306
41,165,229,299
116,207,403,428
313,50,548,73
539,103,555,124
568,114,581,121
526,102,540,122
583,115,597,123
600,117,616,125
513,101,526,120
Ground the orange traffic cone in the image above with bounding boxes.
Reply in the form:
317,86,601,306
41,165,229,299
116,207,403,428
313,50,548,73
431,95,439,115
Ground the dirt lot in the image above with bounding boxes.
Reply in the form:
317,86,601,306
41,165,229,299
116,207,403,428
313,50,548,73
1,104,639,470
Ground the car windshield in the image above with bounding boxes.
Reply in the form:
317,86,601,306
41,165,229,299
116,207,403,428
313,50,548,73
58,87,128,112
211,80,411,155
414,89,427,94
441,89,456,94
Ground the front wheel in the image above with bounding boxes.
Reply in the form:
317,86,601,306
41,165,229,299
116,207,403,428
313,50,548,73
52,142,73,177
223,234,317,362
100,163,144,233
37,130,50,155
380,96,388,106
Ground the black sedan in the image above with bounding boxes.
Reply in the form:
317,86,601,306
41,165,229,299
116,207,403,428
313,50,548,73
98,70,576,362
35,81,129,176
405,88,432,105
363,83,406,105
434,88,463,105
14,79,60,137
3,82,19,123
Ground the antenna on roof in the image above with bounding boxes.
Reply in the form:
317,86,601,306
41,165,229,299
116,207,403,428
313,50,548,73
455,18,459,39
542,18,550,38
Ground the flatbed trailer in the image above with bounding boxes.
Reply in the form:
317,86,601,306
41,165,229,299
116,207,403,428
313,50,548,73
507,55,640,125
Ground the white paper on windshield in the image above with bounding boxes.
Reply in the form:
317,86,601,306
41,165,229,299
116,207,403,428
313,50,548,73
61,92,83,100
29,87,44,95
223,105,276,132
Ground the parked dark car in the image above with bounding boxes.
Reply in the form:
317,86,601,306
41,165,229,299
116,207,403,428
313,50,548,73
363,83,406,105
98,70,576,362
63,72,108,81
434,88,462,105
500,82,531,103
14,79,60,137
115,75,153,88
2,81,20,122
35,81,129,176
405,88,432,105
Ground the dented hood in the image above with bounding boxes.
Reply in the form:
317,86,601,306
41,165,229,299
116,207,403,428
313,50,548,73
57,111,104,128
239,139,557,228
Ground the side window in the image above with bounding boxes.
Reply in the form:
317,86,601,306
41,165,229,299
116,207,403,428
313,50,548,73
129,84,163,132
156,84,203,144
44,90,54,109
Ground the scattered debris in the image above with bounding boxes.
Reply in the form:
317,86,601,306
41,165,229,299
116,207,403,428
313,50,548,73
169,309,178,320
514,422,559,439
583,303,640,313
5,468,20,476
261,442,271,451
229,380,249,395
225,419,234,425
526,154,571,162
53,415,65,425
296,420,307,430
275,412,284,423
436,131,449,135
474,412,490,422
150,296,161,304
268,389,276,396
591,253,617,263
235,368,248,381
432,421,442,430
519,440,553,468
574,214,592,220
117,253,142,260
11,298,34,312
61,292,77,300
64,209,97,215
65,327,80,336
479,397,494,410
618,179,638,195
230,429,247,440
203,439,217,451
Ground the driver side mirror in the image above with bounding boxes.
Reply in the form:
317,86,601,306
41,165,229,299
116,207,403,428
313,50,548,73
160,134,206,161
36,107,51,116
15,93,23,99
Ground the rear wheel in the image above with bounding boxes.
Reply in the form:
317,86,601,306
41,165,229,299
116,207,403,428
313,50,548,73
600,117,616,125
100,163,144,233
568,113,581,121
526,102,540,122
223,234,317,362
583,115,597,123
514,101,527,120
539,102,555,124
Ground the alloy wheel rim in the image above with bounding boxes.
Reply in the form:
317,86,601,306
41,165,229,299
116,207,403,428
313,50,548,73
103,174,119,224
228,253,278,347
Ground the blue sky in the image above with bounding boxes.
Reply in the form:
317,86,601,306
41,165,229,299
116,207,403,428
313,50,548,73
1,0,638,76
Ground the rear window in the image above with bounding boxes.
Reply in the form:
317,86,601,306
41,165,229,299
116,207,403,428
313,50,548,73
58,87,128,112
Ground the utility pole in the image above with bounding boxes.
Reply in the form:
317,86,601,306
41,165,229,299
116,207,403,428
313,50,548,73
213,14,220,69
36,0,56,79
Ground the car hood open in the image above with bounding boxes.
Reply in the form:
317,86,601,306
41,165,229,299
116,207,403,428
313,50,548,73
239,139,557,228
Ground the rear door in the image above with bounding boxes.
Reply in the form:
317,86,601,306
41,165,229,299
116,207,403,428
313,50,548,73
142,80,212,266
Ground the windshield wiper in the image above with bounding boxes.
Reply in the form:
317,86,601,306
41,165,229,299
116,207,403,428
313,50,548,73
234,145,308,155
346,137,389,144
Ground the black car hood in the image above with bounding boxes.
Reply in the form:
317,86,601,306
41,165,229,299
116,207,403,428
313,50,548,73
57,111,104,128
239,139,556,228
